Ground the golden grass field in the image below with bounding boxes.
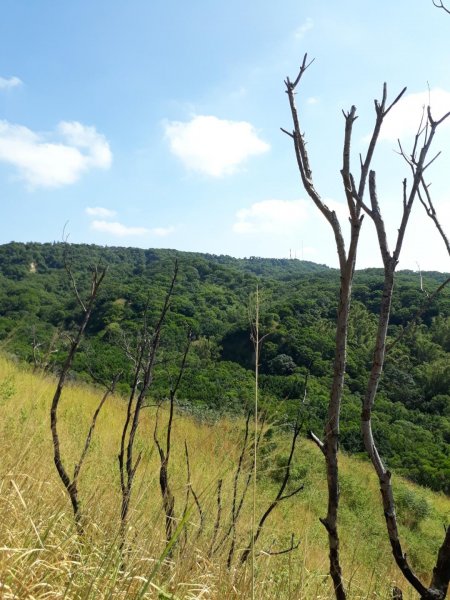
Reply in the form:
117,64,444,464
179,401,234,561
0,355,449,599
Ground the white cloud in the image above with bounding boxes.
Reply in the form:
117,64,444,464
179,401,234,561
165,115,270,177
377,88,450,142
0,76,22,90
323,198,350,222
0,120,112,188
85,206,117,218
233,199,309,234
151,226,175,237
306,97,319,105
91,220,148,237
294,18,314,40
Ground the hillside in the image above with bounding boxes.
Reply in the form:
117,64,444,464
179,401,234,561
0,356,449,599
0,242,449,493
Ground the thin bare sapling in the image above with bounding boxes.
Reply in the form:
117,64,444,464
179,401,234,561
118,261,178,547
50,258,110,535
153,330,192,545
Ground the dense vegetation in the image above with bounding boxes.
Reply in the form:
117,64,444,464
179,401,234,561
0,241,449,492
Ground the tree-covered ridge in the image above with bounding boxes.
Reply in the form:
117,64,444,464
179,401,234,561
0,241,449,492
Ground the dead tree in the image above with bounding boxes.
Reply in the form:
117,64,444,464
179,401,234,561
283,54,405,600
154,330,192,545
284,55,449,599
359,111,450,599
118,261,178,548
50,262,108,535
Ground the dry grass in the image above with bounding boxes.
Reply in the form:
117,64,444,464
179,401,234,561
0,355,449,599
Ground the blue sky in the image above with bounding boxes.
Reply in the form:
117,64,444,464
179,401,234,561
1,0,449,271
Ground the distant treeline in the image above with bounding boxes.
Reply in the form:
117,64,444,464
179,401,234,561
0,241,449,492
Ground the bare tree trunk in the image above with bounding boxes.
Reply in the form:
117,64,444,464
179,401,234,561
322,271,352,600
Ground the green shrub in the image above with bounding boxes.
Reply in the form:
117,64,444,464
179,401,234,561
269,454,307,485
0,375,15,404
395,486,430,530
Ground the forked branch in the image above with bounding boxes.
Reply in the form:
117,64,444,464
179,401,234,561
433,0,450,13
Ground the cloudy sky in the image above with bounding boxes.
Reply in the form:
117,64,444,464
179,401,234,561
1,1,449,271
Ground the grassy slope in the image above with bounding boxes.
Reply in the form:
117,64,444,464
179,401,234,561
0,356,449,599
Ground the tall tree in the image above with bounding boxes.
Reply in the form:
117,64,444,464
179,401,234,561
284,54,450,599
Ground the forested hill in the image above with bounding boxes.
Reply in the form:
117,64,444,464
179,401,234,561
1,241,449,492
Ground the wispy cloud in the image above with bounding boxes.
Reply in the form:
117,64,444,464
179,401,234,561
0,76,22,90
294,18,313,40
233,199,308,234
306,96,319,105
375,88,450,142
0,120,112,188
90,220,148,237
86,208,175,238
85,206,117,218
151,226,175,237
165,115,269,177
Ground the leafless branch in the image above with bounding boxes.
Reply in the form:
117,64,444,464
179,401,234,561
418,179,450,256
308,430,325,455
433,0,450,14
257,533,301,557
73,374,119,481
285,54,348,270
239,411,304,566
